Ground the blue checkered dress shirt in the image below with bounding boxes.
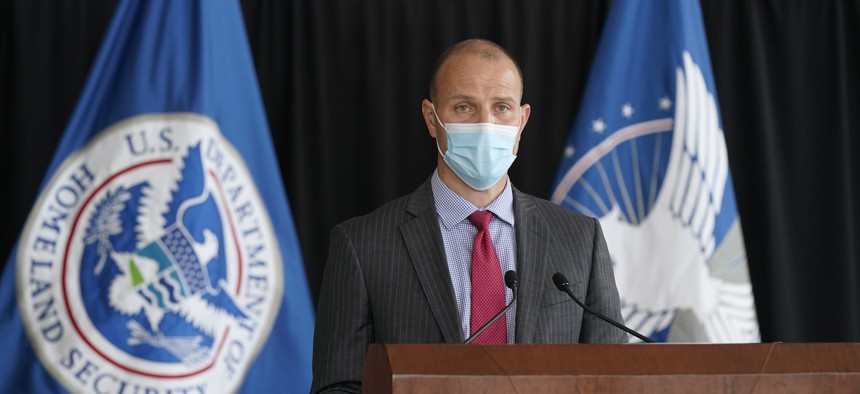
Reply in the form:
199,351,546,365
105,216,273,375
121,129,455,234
431,170,517,343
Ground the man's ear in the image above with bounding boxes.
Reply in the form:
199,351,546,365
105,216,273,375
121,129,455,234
422,99,439,138
513,103,532,155
519,103,532,133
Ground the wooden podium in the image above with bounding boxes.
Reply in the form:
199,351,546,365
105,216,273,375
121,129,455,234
364,343,860,393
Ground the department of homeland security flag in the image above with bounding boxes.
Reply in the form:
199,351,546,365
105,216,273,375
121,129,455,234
0,1,314,392
551,0,759,343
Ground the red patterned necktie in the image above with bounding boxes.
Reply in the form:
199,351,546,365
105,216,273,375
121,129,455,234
468,210,507,344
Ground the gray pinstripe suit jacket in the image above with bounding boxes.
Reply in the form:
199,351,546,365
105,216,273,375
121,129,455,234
311,179,626,393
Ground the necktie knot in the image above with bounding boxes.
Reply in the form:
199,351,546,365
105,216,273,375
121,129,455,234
468,210,493,231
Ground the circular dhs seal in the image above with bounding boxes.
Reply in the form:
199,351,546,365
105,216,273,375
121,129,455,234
17,113,284,393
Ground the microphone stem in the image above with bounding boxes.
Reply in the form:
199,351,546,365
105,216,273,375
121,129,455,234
464,287,518,344
562,286,654,343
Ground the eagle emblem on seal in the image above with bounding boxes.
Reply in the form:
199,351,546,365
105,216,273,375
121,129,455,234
81,142,245,367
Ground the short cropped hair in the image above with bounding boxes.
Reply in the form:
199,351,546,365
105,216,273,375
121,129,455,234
428,39,524,103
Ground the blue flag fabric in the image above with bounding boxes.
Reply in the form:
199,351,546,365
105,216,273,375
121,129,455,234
551,0,759,343
0,1,314,392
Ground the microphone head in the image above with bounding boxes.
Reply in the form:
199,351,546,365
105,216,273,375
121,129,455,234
552,272,571,291
504,270,519,289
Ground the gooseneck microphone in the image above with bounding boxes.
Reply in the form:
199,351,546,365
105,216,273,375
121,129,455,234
464,270,519,344
552,272,655,343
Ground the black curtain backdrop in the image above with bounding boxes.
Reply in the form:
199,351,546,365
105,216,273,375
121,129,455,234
1,0,858,342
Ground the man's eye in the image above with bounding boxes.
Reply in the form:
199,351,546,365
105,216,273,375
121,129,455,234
455,105,470,112
496,105,510,112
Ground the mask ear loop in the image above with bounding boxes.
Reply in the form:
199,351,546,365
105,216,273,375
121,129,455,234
431,104,448,131
431,104,448,157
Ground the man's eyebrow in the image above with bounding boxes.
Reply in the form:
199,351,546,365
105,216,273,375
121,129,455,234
444,94,516,103
446,94,477,101
492,96,516,103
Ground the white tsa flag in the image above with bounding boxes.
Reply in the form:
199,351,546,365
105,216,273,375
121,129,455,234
551,0,759,343
0,1,314,393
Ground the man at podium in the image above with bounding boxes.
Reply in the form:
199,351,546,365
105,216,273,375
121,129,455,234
311,39,627,393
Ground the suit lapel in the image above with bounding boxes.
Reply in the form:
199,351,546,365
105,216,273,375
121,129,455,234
512,189,549,343
399,180,464,343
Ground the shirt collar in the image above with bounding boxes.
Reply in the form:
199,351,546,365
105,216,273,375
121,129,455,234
431,170,515,230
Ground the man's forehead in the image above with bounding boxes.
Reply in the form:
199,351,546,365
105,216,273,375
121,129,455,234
437,54,522,97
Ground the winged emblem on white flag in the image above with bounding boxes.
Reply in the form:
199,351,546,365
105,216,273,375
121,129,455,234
601,52,758,342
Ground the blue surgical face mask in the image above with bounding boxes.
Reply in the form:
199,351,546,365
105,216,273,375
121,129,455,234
433,106,521,191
